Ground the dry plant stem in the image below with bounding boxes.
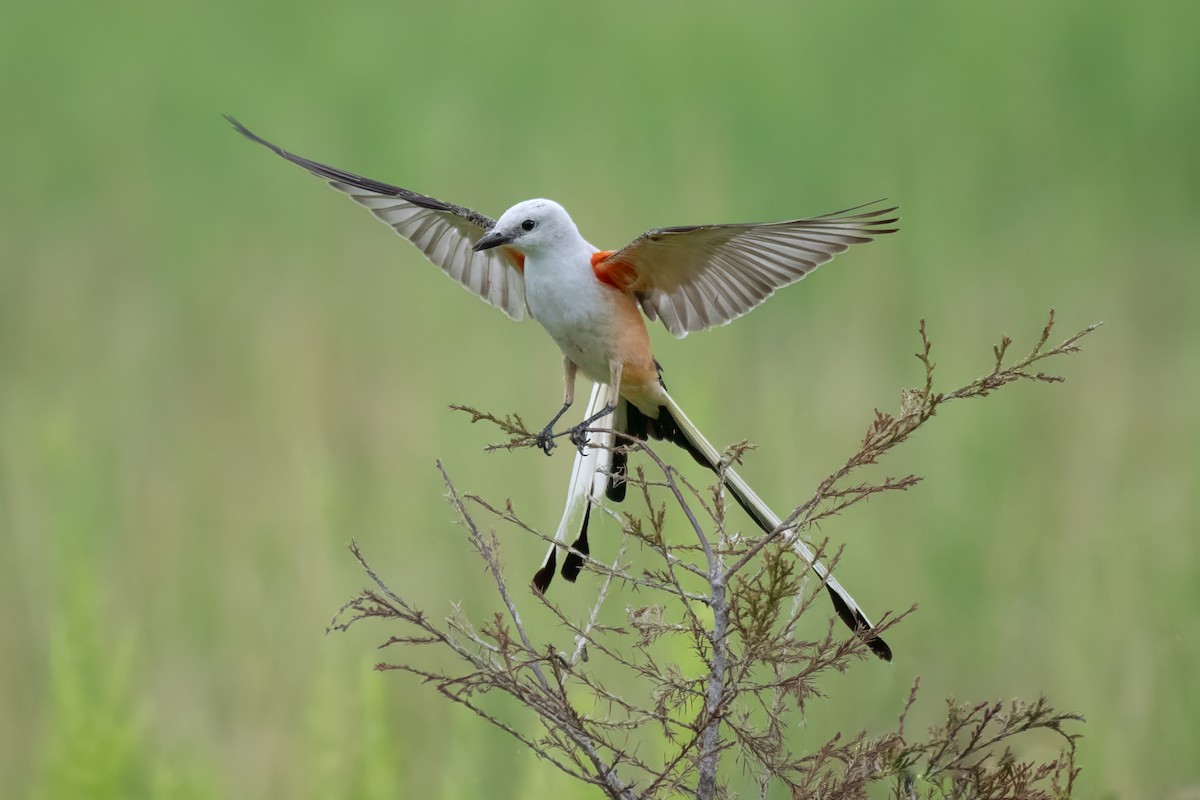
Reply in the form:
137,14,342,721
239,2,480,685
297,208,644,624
568,539,625,667
608,446,741,798
662,444,730,800
435,461,638,800
581,445,734,799
697,549,727,800
437,461,544,662
627,463,712,634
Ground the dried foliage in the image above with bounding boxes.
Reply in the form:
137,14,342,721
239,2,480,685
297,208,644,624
331,311,1096,799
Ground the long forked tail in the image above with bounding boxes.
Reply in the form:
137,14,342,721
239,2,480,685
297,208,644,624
643,392,891,660
533,385,891,661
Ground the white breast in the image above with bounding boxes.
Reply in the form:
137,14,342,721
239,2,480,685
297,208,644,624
524,249,617,384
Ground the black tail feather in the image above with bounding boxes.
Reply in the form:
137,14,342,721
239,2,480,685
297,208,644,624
826,585,893,660
533,549,557,594
561,504,591,581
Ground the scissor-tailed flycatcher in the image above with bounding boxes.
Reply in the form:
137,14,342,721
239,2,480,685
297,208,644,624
229,117,897,660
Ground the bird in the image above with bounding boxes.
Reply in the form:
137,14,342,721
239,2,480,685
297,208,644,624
228,116,897,660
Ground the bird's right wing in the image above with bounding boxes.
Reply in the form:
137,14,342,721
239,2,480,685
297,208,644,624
227,116,528,320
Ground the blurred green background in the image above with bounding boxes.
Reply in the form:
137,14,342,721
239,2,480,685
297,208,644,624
2,0,1197,797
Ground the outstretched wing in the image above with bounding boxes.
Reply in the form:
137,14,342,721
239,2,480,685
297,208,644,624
593,203,898,336
227,116,528,320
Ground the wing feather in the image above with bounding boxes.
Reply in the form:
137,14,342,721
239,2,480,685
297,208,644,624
228,116,527,321
608,202,897,336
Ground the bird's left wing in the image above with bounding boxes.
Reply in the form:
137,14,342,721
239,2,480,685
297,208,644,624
227,116,528,320
594,203,898,337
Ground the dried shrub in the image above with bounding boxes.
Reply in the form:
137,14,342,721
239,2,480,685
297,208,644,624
332,311,1095,799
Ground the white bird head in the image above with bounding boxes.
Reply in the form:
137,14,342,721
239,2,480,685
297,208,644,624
472,199,581,256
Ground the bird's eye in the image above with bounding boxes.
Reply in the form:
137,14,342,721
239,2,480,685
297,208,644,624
521,219,536,232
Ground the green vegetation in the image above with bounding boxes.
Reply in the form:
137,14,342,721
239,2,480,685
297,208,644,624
1,0,1196,797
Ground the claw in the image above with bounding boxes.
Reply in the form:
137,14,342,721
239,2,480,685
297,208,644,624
567,402,615,453
569,426,590,452
535,426,557,456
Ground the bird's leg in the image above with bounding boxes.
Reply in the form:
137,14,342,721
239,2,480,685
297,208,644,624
537,403,572,454
537,359,577,455
569,362,622,452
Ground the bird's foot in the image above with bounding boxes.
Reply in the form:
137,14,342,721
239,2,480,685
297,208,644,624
569,425,590,452
535,425,558,456
568,403,616,453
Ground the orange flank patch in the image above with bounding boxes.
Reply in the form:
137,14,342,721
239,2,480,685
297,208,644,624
591,250,637,290
502,247,525,272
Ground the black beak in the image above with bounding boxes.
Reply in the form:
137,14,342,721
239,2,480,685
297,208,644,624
473,229,511,252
